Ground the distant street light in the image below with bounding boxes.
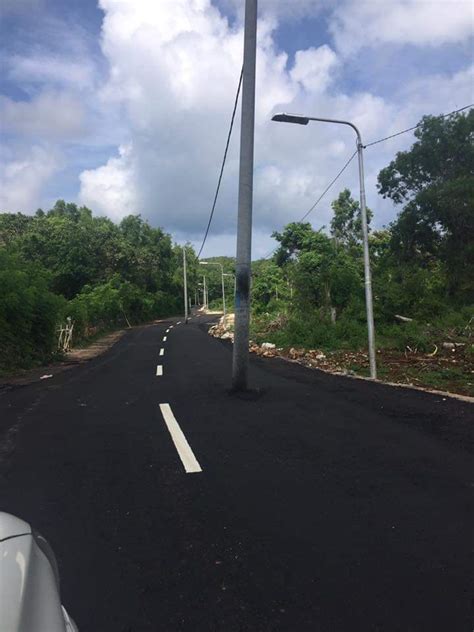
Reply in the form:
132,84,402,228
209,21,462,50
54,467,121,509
182,247,189,324
223,273,236,297
200,261,226,318
271,112,377,379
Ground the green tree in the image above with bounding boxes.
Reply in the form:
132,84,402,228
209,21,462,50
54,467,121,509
378,110,474,300
330,189,372,249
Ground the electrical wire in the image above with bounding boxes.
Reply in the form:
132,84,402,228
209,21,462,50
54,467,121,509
364,103,473,148
197,66,243,259
299,150,358,221
263,149,358,259
262,102,473,260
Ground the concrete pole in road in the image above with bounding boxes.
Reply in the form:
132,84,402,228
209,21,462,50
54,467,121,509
183,247,189,324
232,0,257,391
271,112,377,379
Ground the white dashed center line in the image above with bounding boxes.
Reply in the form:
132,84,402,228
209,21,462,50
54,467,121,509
159,348,164,356
163,336,167,342
156,365,163,376
177,321,182,325
159,404,202,474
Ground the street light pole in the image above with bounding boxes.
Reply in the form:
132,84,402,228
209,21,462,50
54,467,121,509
200,261,226,319
271,112,377,379
203,275,208,310
233,0,257,391
183,246,189,324
224,273,236,297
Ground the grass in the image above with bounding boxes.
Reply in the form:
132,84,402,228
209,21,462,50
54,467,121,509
248,308,474,397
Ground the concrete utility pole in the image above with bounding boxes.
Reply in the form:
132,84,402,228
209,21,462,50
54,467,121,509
183,247,189,324
232,0,257,391
271,112,377,379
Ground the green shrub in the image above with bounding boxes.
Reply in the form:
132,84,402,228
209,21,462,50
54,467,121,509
0,250,65,372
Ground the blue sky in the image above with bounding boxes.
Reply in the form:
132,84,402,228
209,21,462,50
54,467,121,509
1,0,473,257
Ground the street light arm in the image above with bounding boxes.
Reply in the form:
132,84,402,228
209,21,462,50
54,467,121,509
272,112,363,145
305,116,362,145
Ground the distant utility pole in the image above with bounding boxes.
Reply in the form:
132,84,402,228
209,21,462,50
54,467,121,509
232,0,257,391
183,247,189,324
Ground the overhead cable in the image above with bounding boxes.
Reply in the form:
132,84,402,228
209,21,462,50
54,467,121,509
364,103,473,148
263,149,358,259
263,102,473,260
197,66,243,259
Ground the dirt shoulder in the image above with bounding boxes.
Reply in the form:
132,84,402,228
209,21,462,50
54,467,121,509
0,329,127,388
209,320,474,402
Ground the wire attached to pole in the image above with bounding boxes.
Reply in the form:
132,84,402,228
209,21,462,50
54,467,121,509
364,103,473,148
197,67,243,259
263,149,358,259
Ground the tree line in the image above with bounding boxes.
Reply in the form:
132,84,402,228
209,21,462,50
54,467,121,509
0,203,201,373
1,110,472,373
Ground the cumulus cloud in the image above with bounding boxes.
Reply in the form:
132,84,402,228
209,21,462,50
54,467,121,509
0,145,59,212
290,45,340,93
3,0,471,256
0,92,86,139
79,144,138,220
6,54,96,91
73,0,473,258
330,0,474,54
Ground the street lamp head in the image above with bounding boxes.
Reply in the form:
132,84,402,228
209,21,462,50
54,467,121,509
272,112,309,125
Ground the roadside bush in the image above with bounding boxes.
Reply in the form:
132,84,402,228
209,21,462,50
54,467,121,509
257,310,367,350
0,250,65,373
67,277,180,341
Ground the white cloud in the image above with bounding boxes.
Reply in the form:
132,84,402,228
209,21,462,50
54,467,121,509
73,0,473,258
0,92,85,139
79,145,138,220
0,145,59,212
330,0,474,54
290,45,339,93
7,54,96,91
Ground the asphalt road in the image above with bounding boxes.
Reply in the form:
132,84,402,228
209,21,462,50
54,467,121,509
0,312,472,631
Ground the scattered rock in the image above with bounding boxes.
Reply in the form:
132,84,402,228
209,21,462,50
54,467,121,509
261,342,276,350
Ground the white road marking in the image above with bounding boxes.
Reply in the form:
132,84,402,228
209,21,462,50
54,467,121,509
156,365,163,376
177,321,182,325
159,348,164,356
163,336,167,342
159,404,202,474
169,325,174,329
166,328,170,333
